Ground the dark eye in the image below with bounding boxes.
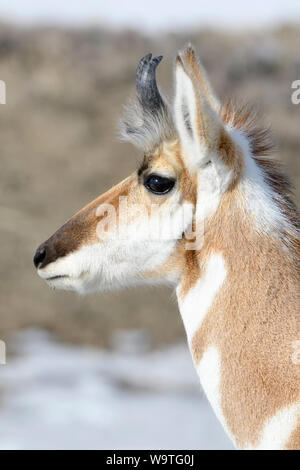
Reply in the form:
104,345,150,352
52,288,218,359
144,174,175,195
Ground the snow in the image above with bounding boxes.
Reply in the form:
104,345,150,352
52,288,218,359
0,0,299,31
0,329,233,450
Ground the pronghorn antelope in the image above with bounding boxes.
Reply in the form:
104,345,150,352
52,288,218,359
34,46,299,450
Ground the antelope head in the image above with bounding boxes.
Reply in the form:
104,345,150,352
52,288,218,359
34,46,243,294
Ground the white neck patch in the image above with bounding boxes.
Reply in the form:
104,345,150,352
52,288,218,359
177,253,227,343
229,127,291,236
245,403,300,450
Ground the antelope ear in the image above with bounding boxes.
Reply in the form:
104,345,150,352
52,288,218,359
174,45,238,177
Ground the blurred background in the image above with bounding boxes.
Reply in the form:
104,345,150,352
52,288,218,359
0,0,299,450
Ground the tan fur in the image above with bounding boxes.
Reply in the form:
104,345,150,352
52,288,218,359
37,47,300,449
218,129,244,180
183,45,219,111
220,100,300,251
141,102,299,449
177,50,239,172
143,141,198,281
44,139,196,262
178,243,201,298
174,53,299,447
43,176,134,259
188,190,299,449
176,54,210,150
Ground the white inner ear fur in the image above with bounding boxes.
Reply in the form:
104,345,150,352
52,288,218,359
174,64,209,171
174,64,235,221
174,62,233,185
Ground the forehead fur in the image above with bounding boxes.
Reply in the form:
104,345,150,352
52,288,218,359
120,55,299,247
119,97,175,153
137,140,197,207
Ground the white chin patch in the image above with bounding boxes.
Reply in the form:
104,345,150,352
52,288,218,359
44,273,93,294
37,201,192,294
37,236,179,295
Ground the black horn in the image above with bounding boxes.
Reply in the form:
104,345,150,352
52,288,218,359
119,52,174,151
136,53,165,113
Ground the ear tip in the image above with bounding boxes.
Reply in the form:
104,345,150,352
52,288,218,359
180,42,196,55
185,42,196,52
176,43,197,70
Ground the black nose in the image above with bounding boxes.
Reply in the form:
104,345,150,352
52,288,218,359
34,236,63,269
34,220,75,270
33,247,46,269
